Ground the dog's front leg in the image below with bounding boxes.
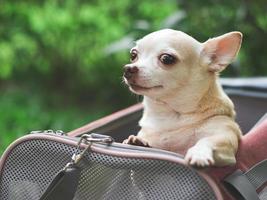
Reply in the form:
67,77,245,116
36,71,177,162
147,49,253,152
184,138,215,167
185,134,239,167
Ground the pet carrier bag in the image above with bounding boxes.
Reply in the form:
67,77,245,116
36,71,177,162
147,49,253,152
0,131,221,200
1,118,267,200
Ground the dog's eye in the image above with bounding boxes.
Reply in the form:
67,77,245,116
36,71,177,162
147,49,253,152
130,50,138,62
159,54,177,65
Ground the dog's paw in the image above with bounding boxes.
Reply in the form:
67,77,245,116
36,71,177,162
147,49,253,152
123,135,150,147
185,145,215,167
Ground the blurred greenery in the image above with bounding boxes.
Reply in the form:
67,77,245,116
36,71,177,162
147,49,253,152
0,0,266,154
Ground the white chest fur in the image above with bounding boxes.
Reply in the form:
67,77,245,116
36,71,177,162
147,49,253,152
138,97,200,154
139,97,200,132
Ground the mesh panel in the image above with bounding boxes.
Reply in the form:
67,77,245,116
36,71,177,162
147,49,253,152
0,137,217,200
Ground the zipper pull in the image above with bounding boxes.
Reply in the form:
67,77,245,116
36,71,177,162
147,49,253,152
30,129,65,136
55,130,65,136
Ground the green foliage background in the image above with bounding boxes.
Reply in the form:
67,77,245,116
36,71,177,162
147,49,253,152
0,0,266,154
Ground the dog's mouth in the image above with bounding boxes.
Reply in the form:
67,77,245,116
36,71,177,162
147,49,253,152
129,83,163,92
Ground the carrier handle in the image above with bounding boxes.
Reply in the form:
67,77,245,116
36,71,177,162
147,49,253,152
224,170,260,200
39,165,82,200
39,133,114,200
224,159,267,200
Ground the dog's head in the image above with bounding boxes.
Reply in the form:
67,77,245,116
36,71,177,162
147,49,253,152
123,29,242,99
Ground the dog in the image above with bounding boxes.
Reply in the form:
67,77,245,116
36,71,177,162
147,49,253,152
123,29,242,167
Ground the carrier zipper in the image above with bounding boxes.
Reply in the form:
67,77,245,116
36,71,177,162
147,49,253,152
28,131,184,159
30,129,66,136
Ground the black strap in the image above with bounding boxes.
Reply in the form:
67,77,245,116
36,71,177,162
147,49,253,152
224,159,267,200
224,170,260,200
39,165,82,200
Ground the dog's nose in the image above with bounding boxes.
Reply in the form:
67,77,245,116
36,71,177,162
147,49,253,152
123,66,139,79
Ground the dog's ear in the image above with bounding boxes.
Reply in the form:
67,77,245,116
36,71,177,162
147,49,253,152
201,32,242,72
